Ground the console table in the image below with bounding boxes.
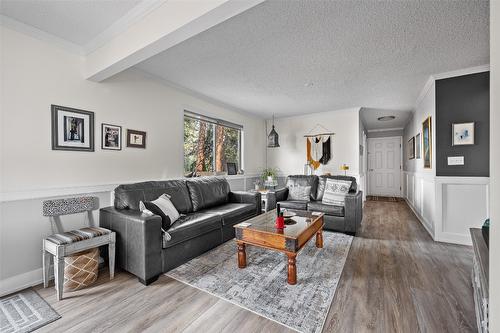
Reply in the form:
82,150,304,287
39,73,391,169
470,228,488,333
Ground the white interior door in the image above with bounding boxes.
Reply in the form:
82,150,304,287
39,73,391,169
368,137,401,196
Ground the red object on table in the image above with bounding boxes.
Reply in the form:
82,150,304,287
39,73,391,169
275,215,285,229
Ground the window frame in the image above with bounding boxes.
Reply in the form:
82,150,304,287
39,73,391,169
183,110,244,176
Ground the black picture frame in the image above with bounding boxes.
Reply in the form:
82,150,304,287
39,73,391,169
51,104,94,152
101,123,122,151
227,162,237,175
126,129,146,148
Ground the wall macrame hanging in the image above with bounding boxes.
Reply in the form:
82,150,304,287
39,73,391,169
305,124,335,170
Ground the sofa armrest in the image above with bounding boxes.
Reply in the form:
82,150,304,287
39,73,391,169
266,187,289,210
100,207,162,283
344,191,363,233
229,191,262,215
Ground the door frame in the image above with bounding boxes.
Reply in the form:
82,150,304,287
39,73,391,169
366,136,403,197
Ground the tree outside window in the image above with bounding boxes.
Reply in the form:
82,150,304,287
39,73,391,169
184,114,242,176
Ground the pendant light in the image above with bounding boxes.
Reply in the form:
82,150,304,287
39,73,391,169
267,114,280,148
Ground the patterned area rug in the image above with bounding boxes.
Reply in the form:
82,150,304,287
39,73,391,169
0,289,60,333
166,231,353,333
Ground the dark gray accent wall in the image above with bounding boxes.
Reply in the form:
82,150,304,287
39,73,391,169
436,71,489,177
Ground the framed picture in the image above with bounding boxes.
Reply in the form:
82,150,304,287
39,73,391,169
415,133,421,159
51,105,94,151
452,122,475,146
408,137,415,160
227,162,237,175
422,116,432,169
127,129,146,148
101,123,122,150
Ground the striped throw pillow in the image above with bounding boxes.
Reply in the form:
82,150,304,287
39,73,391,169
322,179,352,206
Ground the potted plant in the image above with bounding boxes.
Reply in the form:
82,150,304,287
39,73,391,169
260,168,279,183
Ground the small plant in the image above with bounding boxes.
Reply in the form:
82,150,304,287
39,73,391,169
260,167,279,181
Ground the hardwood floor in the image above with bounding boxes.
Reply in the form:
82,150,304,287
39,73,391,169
34,200,475,332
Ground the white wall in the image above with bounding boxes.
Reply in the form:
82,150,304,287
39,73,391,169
0,26,266,294
490,1,500,330
265,108,361,179
403,74,489,245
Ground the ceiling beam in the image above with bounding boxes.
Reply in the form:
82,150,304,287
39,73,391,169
84,0,264,82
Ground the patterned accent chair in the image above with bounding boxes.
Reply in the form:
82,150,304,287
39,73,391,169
42,197,116,300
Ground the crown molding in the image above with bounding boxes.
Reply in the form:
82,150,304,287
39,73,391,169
432,64,490,81
366,127,404,133
82,0,167,54
0,14,84,55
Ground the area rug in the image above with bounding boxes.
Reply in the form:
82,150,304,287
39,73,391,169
0,289,60,333
166,231,353,333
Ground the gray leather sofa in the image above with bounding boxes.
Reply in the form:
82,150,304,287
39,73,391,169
269,175,363,234
100,177,261,285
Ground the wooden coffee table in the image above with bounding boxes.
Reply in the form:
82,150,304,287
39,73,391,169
234,210,324,285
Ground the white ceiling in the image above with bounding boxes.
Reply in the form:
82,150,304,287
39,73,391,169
136,0,489,118
360,108,412,131
0,0,143,46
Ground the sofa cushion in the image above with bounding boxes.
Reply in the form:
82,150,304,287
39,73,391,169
317,175,357,201
186,177,230,211
278,200,308,211
288,185,311,201
164,212,222,248
202,203,255,226
307,201,345,217
286,175,319,200
140,194,180,229
114,180,193,213
322,179,351,206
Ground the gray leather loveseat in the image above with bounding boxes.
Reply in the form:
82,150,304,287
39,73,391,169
269,175,363,234
100,177,261,285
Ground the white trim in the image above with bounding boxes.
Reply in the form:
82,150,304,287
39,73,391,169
404,197,435,240
0,174,261,202
83,0,167,54
366,127,404,133
415,76,436,109
432,64,490,81
0,268,53,297
0,14,84,55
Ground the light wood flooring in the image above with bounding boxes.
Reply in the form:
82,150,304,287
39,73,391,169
34,200,475,332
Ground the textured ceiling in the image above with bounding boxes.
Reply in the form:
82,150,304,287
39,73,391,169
0,0,142,45
136,0,489,118
360,108,412,130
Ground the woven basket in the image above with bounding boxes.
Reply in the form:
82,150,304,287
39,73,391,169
64,247,99,291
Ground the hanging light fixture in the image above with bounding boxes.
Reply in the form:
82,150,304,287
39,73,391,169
267,114,280,148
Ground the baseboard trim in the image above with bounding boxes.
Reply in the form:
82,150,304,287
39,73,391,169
0,267,53,297
435,232,473,246
404,198,435,240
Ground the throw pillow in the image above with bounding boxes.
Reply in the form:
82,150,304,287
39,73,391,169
288,185,312,201
140,194,180,229
322,179,352,206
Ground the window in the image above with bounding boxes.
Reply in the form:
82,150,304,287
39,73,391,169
184,111,243,176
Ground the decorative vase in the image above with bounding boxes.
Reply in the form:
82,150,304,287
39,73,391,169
267,176,273,182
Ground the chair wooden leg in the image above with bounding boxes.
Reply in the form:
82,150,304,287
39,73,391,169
108,241,115,280
42,242,51,288
55,256,65,301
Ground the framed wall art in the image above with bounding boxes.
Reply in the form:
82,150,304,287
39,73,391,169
127,129,146,148
452,122,475,146
422,116,432,168
415,133,421,159
101,123,122,150
51,105,94,152
408,137,415,160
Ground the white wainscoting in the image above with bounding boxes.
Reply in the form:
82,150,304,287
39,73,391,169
0,174,259,297
403,171,436,239
403,171,489,246
435,177,489,245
